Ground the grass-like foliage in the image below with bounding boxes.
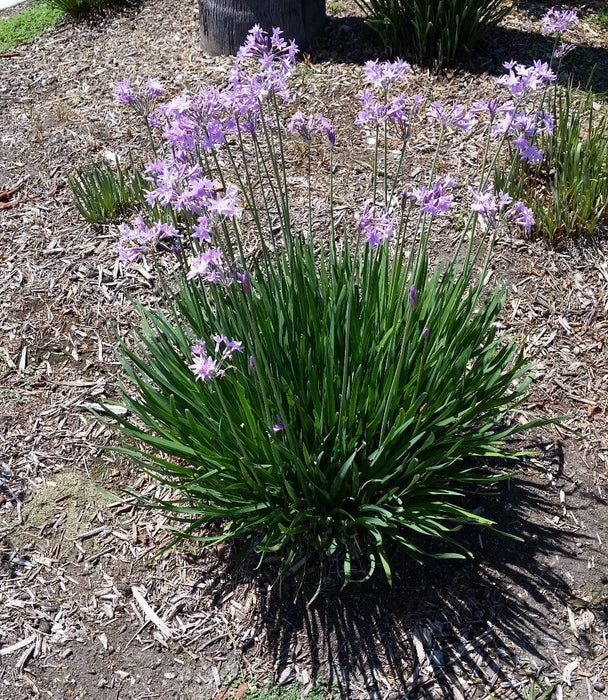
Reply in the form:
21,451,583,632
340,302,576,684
108,29,554,591
45,0,110,15
0,2,62,52
594,9,608,30
354,0,512,65
497,84,608,245
493,11,608,246
69,160,145,224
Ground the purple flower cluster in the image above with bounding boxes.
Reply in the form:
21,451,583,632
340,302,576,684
358,204,394,248
187,248,225,283
541,7,578,36
236,25,298,71
493,107,554,163
114,78,165,117
189,335,243,382
139,28,298,163
363,59,411,90
287,111,335,147
404,176,456,215
118,215,178,264
427,100,476,132
497,60,555,97
469,185,534,234
356,91,426,132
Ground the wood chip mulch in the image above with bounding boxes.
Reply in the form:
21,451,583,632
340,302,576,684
1,1,608,698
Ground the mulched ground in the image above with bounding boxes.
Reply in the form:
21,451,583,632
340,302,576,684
1,0,608,698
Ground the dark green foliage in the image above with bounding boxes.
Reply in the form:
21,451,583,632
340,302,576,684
355,0,512,65
111,226,546,589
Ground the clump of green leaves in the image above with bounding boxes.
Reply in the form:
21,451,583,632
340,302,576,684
354,0,512,66
594,9,608,30
497,86,608,246
45,0,109,15
106,31,555,595
69,160,146,224
0,2,62,52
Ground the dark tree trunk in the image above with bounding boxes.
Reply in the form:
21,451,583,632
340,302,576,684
199,0,326,55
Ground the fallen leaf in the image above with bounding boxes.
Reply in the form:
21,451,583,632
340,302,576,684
586,404,599,419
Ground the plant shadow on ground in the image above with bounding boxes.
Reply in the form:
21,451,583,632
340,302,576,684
313,11,608,94
190,448,608,698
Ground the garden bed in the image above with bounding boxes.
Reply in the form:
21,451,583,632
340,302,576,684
1,0,608,698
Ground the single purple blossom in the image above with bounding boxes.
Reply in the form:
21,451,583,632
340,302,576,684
497,61,555,96
236,25,298,72
355,90,387,127
409,285,417,308
145,78,164,100
189,353,221,382
187,248,225,282
114,79,137,105
209,185,243,219
193,215,211,242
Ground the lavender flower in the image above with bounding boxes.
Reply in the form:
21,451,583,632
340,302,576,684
187,248,225,283
469,185,513,225
554,42,576,59
497,61,555,96
363,59,411,90
114,77,165,116
541,8,578,36
145,78,164,100
287,111,335,147
209,185,243,219
355,90,387,127
118,216,178,263
236,25,298,72
357,204,394,248
427,100,476,132
114,79,137,106
188,335,243,382
510,201,535,234
405,176,456,215
193,215,211,242
409,285,417,308
189,353,221,382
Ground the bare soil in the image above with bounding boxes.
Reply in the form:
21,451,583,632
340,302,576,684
1,1,608,698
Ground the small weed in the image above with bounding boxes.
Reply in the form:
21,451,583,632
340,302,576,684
45,0,109,16
326,0,347,13
244,682,333,699
594,9,608,30
0,1,63,52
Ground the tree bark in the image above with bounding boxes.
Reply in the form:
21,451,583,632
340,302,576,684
199,0,326,55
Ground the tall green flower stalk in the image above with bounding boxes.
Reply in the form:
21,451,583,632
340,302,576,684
108,29,555,593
